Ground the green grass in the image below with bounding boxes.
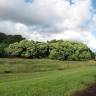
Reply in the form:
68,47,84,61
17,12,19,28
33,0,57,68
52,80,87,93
0,58,96,96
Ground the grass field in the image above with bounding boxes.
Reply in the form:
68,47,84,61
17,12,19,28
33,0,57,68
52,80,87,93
0,58,96,96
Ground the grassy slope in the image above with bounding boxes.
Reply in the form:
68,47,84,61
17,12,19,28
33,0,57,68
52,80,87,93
0,58,96,96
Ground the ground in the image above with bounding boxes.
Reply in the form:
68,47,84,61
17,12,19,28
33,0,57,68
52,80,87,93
73,83,96,96
0,58,96,96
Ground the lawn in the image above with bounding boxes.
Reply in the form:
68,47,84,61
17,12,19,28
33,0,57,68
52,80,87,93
0,58,96,96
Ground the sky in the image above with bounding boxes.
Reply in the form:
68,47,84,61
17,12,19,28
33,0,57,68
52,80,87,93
0,0,96,51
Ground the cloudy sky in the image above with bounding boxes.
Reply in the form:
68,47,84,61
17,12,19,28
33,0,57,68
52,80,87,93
0,0,96,51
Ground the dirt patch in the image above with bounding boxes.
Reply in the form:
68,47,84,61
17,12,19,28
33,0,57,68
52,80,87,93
72,83,96,96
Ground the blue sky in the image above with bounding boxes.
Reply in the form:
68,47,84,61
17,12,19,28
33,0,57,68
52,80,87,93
91,0,96,38
25,0,32,3
92,0,96,9
0,0,96,51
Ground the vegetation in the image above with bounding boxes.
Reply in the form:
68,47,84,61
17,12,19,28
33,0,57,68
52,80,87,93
0,32,95,61
0,33,96,96
0,58,96,96
0,32,24,44
0,32,24,57
6,40,94,61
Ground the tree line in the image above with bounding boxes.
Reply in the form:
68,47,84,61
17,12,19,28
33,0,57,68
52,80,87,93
0,32,24,57
0,32,95,60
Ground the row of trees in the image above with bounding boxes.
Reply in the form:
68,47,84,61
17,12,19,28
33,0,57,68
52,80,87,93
5,40,94,61
0,32,95,60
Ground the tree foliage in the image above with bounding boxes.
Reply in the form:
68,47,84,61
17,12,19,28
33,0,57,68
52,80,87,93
0,32,24,44
0,32,24,57
6,40,94,60
0,32,94,60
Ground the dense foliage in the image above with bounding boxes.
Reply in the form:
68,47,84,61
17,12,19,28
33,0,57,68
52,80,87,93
6,39,94,60
0,32,24,57
0,32,95,60
6,40,49,58
0,32,24,44
48,40,94,60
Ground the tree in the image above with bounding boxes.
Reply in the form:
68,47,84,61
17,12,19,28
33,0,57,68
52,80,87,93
36,42,49,58
0,33,7,43
6,42,22,57
6,40,37,58
0,43,8,57
3,35,24,44
49,49,64,60
79,49,92,60
19,40,36,58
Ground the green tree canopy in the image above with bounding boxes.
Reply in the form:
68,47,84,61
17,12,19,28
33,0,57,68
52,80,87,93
6,40,94,61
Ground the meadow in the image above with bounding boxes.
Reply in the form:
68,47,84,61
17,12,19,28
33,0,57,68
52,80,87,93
0,58,96,96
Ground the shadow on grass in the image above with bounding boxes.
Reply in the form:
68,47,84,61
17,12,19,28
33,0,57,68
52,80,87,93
72,83,96,96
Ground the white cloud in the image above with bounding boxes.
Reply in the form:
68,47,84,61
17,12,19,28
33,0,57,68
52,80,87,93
0,0,90,27
0,0,96,51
